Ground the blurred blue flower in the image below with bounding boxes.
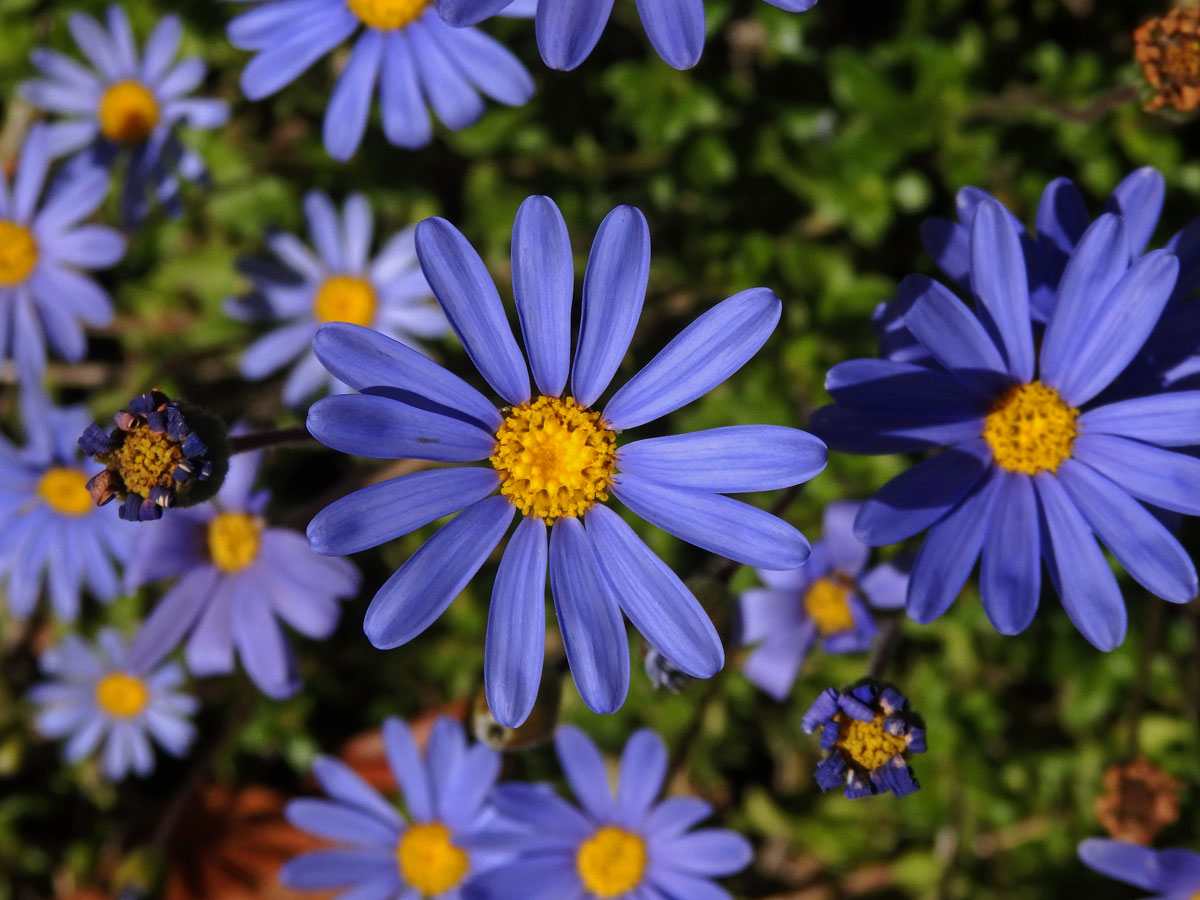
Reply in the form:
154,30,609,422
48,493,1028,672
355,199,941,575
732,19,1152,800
801,682,925,799
306,195,826,726
0,394,133,621
20,5,229,225
121,445,360,699
476,725,752,900
1078,839,1200,898
227,0,536,161
31,627,197,781
812,201,1200,650
282,716,511,899
0,127,124,386
738,501,907,701
440,0,817,70
225,190,447,408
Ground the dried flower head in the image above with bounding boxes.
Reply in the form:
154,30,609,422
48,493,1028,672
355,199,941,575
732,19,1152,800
1135,7,1200,112
1095,757,1182,845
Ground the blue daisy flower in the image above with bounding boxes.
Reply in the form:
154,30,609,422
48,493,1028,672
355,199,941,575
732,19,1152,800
30,627,198,781
226,190,447,408
738,501,908,701
812,200,1200,650
0,393,134,621
281,715,513,899
1079,839,1200,898
20,5,229,225
228,0,536,161
475,725,752,900
121,443,360,699
0,126,124,386
439,0,817,70
306,195,826,726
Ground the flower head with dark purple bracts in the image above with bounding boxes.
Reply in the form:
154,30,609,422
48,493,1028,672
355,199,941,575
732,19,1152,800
306,195,826,727
226,190,447,407
439,0,818,70
121,445,360,699
476,725,752,900
801,682,925,799
1078,838,1200,899
812,200,1200,651
281,716,512,900
30,628,197,782
738,501,908,701
20,5,229,225
79,390,229,522
227,0,536,161
0,126,124,387
0,395,134,621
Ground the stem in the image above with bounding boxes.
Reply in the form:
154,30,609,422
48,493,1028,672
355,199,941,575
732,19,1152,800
1123,595,1164,758
228,426,315,455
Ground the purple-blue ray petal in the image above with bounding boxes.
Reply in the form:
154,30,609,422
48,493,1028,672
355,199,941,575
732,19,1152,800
536,0,615,71
382,717,435,821
1079,392,1200,446
1071,433,1200,516
969,199,1034,381
554,724,617,821
636,0,705,70
616,728,668,824
307,393,496,462
323,29,383,162
512,195,572,397
979,472,1041,636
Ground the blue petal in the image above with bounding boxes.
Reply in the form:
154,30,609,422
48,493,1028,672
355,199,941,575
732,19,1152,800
969,199,1034,381
13,126,51,223
978,472,1041,635
1105,167,1165,258
1158,850,1200,894
1072,433,1200,516
382,717,435,821
809,404,985,455
512,196,572,397
918,217,970,288
286,799,398,846
424,17,535,107
126,568,219,674
1078,834,1162,888
646,869,734,900
899,275,1009,383
380,30,433,149
437,0,512,26
636,0,705,70
492,782,591,841
466,857,583,900
280,849,398,891
142,15,183,82
616,729,668,824
324,30,383,162
1035,177,1089,257
1079,392,1200,446
307,394,497,461
555,724,617,820
536,0,615,70
239,11,358,100
312,755,403,824
408,19,485,130
654,830,754,877
642,797,713,838
824,358,994,414
44,226,126,268
232,587,299,698
241,321,318,380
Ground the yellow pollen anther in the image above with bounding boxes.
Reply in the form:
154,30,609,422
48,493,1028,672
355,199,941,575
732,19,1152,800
981,381,1078,475
98,80,160,145
491,396,617,522
207,512,263,573
803,576,855,635
313,275,378,327
38,467,94,517
834,712,908,772
346,0,428,29
112,425,187,499
95,672,149,718
0,221,39,286
396,823,469,896
576,826,648,898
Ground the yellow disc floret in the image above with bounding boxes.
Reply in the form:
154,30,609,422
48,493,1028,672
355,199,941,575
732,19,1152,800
99,80,160,145
95,672,149,718
803,577,855,635
981,381,1078,475
207,512,263,573
576,826,648,898
346,0,428,29
491,396,617,522
0,221,39,286
111,425,187,499
38,467,94,517
313,275,378,327
835,713,908,772
396,823,470,897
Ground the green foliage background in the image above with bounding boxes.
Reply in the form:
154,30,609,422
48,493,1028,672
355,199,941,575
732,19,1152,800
0,0,1198,898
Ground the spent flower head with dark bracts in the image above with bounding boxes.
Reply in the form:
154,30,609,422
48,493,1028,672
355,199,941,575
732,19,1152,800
801,681,926,799
79,390,230,522
1136,6,1200,113
1078,838,1200,899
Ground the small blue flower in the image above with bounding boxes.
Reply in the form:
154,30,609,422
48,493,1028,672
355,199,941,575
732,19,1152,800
801,682,925,799
121,444,360,699
439,0,817,70
738,501,908,701
20,5,229,225
1079,839,1200,898
226,190,447,408
281,716,512,899
0,127,124,386
306,195,826,726
30,627,198,781
475,725,752,900
228,0,536,161
812,200,1200,650
0,393,134,621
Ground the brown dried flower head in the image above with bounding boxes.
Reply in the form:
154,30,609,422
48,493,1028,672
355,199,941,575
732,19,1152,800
1135,6,1200,112
1095,757,1182,845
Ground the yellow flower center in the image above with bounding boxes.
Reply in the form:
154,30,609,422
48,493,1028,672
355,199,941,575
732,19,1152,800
981,381,1078,475
313,275,378,327
576,826,648,898
834,712,908,772
207,512,263,573
803,576,856,636
395,823,470,897
346,0,428,29
98,80,160,145
112,425,187,499
37,467,94,517
94,672,149,718
491,396,617,522
0,221,39,286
